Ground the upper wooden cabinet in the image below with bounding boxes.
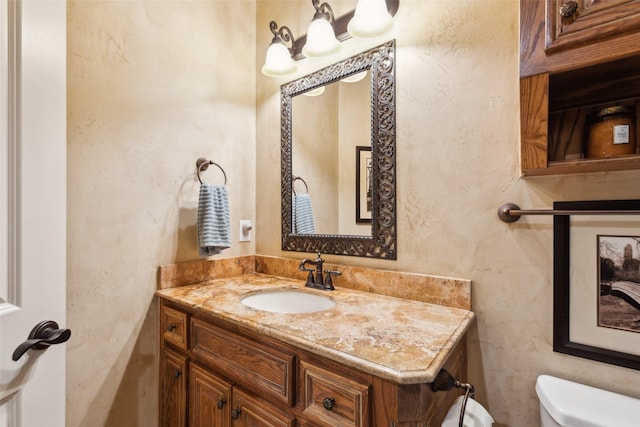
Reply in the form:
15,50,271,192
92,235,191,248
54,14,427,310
521,0,640,76
520,0,640,175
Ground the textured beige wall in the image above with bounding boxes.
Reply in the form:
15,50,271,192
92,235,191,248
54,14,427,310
67,1,255,426
257,0,640,425
65,0,640,425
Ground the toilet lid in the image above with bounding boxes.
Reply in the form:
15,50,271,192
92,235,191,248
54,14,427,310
536,375,640,427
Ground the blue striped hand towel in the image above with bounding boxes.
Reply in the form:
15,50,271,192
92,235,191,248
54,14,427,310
197,184,231,257
293,193,315,234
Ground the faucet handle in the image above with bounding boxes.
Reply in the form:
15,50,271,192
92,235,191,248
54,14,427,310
299,259,313,271
300,258,319,288
323,270,341,290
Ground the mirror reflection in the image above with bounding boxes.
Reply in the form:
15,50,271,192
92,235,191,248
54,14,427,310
281,40,396,259
291,72,371,236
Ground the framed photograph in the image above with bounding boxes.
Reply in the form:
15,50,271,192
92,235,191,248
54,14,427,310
355,146,372,224
554,199,640,370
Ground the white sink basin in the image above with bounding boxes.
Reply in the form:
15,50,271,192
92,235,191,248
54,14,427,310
241,290,335,314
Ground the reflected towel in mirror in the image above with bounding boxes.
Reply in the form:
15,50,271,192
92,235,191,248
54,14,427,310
293,193,315,234
197,184,231,257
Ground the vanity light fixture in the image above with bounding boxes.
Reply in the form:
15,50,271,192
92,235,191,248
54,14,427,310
301,0,341,58
263,1,399,78
348,0,394,38
261,21,297,77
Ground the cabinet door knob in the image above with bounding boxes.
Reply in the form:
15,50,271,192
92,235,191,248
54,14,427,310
559,1,578,18
173,369,181,379
217,398,226,409
166,323,177,332
231,409,242,419
322,397,336,410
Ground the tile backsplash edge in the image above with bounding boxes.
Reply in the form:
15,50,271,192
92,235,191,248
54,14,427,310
255,255,471,310
157,255,471,310
157,255,256,289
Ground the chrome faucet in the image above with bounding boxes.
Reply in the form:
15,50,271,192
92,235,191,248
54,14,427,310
298,253,339,290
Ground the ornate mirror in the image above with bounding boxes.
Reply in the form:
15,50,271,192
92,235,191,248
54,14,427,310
281,40,396,259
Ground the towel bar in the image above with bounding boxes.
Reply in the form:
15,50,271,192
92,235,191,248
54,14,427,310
196,157,227,185
497,203,640,223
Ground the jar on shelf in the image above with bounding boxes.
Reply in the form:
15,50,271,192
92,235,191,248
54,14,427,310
585,106,636,159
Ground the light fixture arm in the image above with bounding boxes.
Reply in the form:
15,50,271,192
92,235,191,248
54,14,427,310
268,0,399,61
269,21,296,55
311,0,336,23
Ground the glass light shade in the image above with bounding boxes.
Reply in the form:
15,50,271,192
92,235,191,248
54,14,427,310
302,86,325,97
302,18,341,58
347,0,393,38
262,41,296,77
341,70,368,83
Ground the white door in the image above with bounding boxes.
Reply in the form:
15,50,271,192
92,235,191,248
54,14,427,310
0,1,67,426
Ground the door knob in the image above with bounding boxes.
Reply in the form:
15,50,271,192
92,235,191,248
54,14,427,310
12,320,71,361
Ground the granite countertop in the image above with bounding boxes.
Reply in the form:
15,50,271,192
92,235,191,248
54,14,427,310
156,272,475,384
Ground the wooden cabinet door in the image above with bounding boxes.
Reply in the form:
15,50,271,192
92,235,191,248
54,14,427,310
190,363,233,427
545,0,640,53
230,388,295,427
160,347,187,427
521,0,640,76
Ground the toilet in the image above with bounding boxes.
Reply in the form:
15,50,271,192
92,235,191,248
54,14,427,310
536,374,640,427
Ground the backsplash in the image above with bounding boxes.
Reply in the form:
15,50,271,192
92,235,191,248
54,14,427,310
158,255,471,310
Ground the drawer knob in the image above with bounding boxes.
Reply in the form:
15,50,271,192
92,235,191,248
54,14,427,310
166,324,177,332
559,1,578,18
217,398,226,409
231,409,242,419
322,397,336,410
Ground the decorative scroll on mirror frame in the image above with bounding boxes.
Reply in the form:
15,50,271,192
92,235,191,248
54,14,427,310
281,40,396,259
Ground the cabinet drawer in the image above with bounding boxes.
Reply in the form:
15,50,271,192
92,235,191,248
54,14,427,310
191,318,295,406
301,361,370,427
161,305,188,350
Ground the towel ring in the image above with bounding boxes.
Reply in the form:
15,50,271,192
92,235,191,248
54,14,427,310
292,175,309,194
196,157,227,185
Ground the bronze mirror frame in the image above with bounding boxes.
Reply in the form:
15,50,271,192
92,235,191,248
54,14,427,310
281,40,396,259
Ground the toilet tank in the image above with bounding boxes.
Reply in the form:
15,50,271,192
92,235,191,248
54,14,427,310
536,375,640,427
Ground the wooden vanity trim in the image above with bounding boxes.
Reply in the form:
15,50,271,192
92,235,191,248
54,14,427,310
191,317,296,407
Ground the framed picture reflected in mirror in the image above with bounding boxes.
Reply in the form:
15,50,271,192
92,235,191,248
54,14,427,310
356,146,372,224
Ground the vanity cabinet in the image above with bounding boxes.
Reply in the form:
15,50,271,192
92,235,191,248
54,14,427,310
519,0,640,175
158,299,467,426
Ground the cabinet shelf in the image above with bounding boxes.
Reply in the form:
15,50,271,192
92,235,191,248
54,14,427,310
520,0,640,176
535,156,640,176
